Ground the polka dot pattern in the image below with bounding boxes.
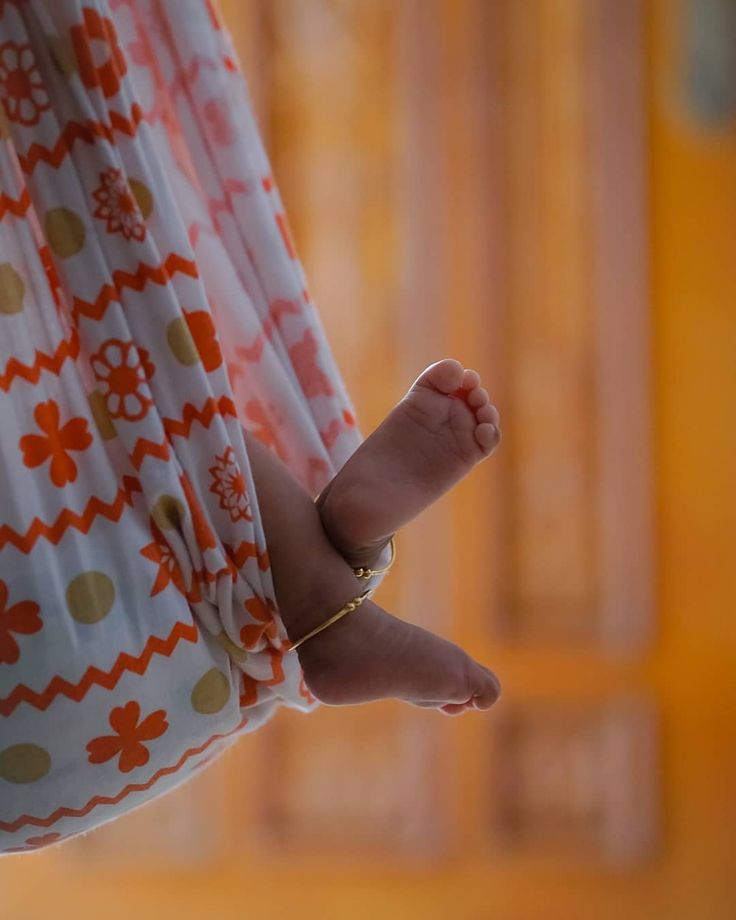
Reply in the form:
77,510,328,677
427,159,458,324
0,263,24,314
65,571,116,624
129,178,153,218
0,744,51,784
87,390,117,440
190,668,231,714
166,316,200,366
151,494,185,531
45,208,86,258
215,630,248,664
47,35,77,77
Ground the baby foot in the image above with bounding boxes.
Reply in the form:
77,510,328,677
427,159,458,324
317,359,500,569
241,426,501,716
295,594,501,715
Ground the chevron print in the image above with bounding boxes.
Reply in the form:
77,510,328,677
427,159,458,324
19,105,146,175
0,476,142,553
0,716,247,833
0,186,31,221
162,395,237,439
0,621,199,716
71,253,199,324
0,330,80,393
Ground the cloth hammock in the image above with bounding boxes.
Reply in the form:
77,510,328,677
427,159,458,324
0,0,366,854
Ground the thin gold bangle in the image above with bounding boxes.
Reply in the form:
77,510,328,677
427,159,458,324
287,587,373,652
313,492,396,580
352,534,396,579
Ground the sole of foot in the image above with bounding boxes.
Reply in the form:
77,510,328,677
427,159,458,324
317,358,501,569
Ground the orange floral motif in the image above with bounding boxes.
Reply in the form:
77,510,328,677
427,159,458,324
86,700,168,773
0,579,41,666
184,311,222,372
0,42,50,126
244,399,287,462
19,400,93,487
239,594,279,649
209,447,252,523
70,6,126,99
92,167,146,241
140,521,186,597
90,339,155,421
289,329,334,397
25,833,62,848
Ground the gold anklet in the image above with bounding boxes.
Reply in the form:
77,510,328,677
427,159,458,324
352,534,396,579
313,493,397,580
287,587,374,652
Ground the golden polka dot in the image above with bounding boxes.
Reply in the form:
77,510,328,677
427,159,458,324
152,494,185,531
0,104,9,140
0,263,24,314
88,390,117,440
47,34,76,76
0,744,51,784
129,178,153,219
215,631,248,664
65,572,115,624
166,317,200,366
45,208,85,258
191,668,231,714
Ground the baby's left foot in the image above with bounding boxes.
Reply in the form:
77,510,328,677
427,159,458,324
317,359,500,571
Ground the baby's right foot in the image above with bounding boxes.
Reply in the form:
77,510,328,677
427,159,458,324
295,592,501,716
317,359,500,571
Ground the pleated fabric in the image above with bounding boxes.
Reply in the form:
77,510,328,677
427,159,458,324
0,0,363,854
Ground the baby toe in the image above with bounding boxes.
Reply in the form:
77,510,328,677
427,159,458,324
474,422,500,454
476,403,500,426
420,358,465,394
462,367,481,390
439,701,471,716
466,386,489,408
470,665,501,710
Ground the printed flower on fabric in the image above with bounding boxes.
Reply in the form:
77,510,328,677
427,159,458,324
240,594,279,650
25,833,62,849
289,329,334,397
92,168,147,242
140,521,187,597
0,580,41,666
87,700,168,773
90,339,155,421
70,6,126,99
19,400,93,487
209,447,253,523
0,42,50,126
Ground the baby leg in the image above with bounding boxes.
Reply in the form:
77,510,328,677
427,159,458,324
243,431,500,713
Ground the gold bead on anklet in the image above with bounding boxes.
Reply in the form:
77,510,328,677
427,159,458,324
287,587,374,652
312,492,397,581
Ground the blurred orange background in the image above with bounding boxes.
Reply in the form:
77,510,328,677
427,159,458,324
2,0,735,917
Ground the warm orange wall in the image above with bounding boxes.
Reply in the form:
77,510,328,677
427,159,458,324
648,0,736,914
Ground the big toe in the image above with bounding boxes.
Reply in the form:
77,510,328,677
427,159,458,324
417,358,465,395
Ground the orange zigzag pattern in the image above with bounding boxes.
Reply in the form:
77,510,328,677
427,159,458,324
0,621,199,717
0,186,30,221
0,716,247,833
18,105,145,174
71,253,199,324
0,476,142,554
127,396,237,468
224,540,270,572
0,330,80,393
130,437,171,470
162,395,237,439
